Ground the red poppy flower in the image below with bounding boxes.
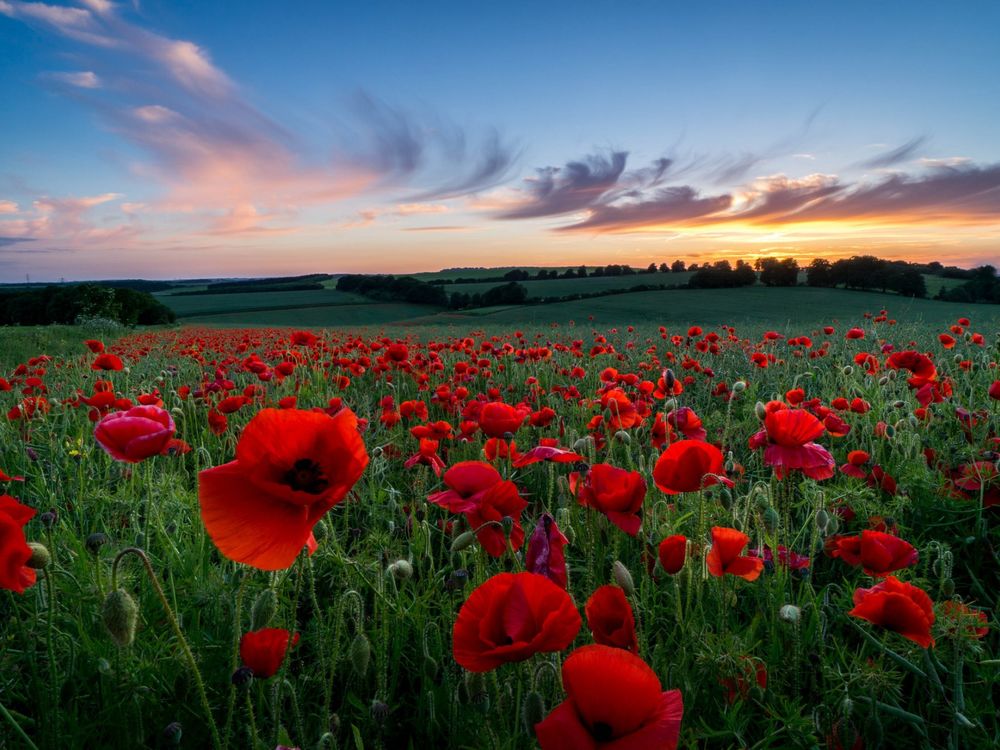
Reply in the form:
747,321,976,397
940,601,988,639
0,469,24,482
570,464,647,536
240,628,300,677
403,438,446,476
849,576,935,648
749,408,834,481
94,405,176,464
513,441,583,468
585,585,638,653
0,495,36,594
199,408,368,570
828,530,917,577
706,527,763,581
427,461,527,556
665,406,707,441
989,380,1000,400
886,351,937,389
92,353,124,371
526,513,568,589
658,534,687,575
84,339,105,353
719,657,768,704
535,645,683,750
452,572,581,672
845,328,865,340
478,402,525,438
652,440,731,495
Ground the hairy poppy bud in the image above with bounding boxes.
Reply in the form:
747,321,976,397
732,381,747,393
250,589,278,630
941,578,955,597
842,366,853,375
572,437,591,453
349,632,371,675
664,369,676,391
754,401,767,420
884,424,895,438
371,445,383,458
779,604,801,624
522,691,545,733
162,722,182,745
101,589,139,647
387,559,413,581
450,530,477,553
892,400,905,409
763,506,780,534
26,542,50,569
370,699,389,725
815,509,830,533
887,369,897,380
39,510,57,527
612,560,635,596
614,430,631,443
878,376,889,386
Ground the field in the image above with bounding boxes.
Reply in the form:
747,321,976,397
1,303,999,749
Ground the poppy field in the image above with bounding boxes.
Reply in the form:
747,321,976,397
1,312,999,750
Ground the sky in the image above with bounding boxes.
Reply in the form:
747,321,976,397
1,0,999,281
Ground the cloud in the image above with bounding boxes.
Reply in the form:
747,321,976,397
556,186,732,233
0,200,18,214
497,151,628,219
853,137,927,170
0,236,32,247
43,70,100,88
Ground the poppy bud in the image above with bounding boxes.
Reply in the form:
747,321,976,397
941,578,955,597
349,632,371,675
779,604,801,624
464,671,487,700
732,381,747,393
370,699,389,725
825,517,840,535
892,400,905,409
878,376,889,386
887,369,896,380
371,446,383,458
170,407,184,419
884,424,895,438
231,665,254,687
754,401,767,420
446,568,469,591
614,430,631,443
26,447,39,462
162,722,182,745
719,487,733,510
387,559,413,581
612,560,635,596
953,354,963,364
572,437,591,453
815,509,830,533
450,530,477,553
26,542,50,569
39,510,57,527
101,589,139,647
521,691,545,733
502,431,515,441
501,516,514,531
842,366,853,375
763,506,779,534
97,657,112,675
664,369,676,391
907,414,918,428
250,589,278,630
663,398,678,412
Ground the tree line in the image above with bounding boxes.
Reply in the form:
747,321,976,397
0,284,176,326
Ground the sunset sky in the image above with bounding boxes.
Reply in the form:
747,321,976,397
1,0,999,281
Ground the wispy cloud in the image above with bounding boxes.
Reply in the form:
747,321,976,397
853,137,927,170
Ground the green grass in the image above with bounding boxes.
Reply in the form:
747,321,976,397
181,302,441,326
445,271,692,299
158,289,371,318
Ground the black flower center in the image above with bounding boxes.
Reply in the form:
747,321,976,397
284,458,329,494
591,721,615,741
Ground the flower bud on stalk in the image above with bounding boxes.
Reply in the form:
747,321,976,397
612,560,635,596
102,589,139,647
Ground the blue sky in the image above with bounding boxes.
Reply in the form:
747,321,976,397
1,0,999,280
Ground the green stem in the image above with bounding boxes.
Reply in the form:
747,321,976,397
0,698,39,750
112,547,222,750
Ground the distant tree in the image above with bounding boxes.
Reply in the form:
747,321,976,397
659,262,670,273
577,265,588,278
561,268,577,278
646,263,658,274
671,259,686,273
481,282,528,306
806,258,833,287
688,263,699,272
734,260,757,286
503,269,530,281
759,258,799,287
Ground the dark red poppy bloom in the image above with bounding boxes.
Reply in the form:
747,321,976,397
526,513,568,589
886,350,937,389
989,380,1000,400
0,494,36,594
570,464,647,536
749,407,834,481
719,657,768,704
239,628,300,677
828,530,917,577
849,576,935,647
403,438,446,476
535,644,683,750
428,461,527,556
0,469,24,482
452,572,581,672
585,585,638,653
478,402,525,438
84,339,105,353
92,353,124,371
199,408,368,570
940,601,988,639
658,535,687,575
652,440,731,495
706,527,763,581
513,440,583,468
94,405,176,463
666,407,707,441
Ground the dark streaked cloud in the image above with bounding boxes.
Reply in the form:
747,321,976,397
556,186,732,232
497,151,628,219
854,137,927,170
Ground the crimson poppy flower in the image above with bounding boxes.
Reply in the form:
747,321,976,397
526,513,568,589
452,572,581,672
940,601,988,639
719,657,767,703
427,461,527,556
658,535,687,575
989,380,1000,400
747,544,810,571
667,407,707,440
839,450,869,478
478,402,525,438
513,441,583,468
84,339,105,353
706,527,763,581
403,438,446,476
0,495,36,594
570,464,647,536
585,585,638,653
240,628,300,677
828,530,917,577
199,408,368,570
92,353,124,371
0,469,24,482
849,576,935,648
652,440,731,495
94,405,176,463
535,645,683,750
749,408,834,481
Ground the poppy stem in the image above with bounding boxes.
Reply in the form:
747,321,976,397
111,547,222,750
845,616,926,679
0,697,39,750
222,571,251,750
